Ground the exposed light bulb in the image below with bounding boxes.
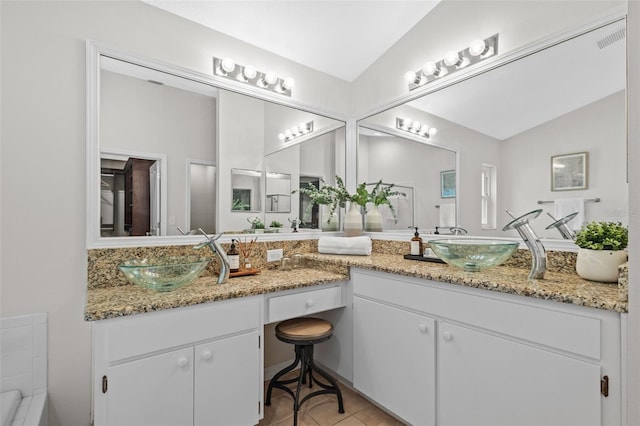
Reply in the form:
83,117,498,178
221,57,235,73
278,133,286,141
282,77,295,90
469,39,487,57
422,61,439,76
412,121,421,131
404,70,417,84
284,129,293,138
444,51,461,67
243,64,257,79
428,128,438,137
264,71,278,85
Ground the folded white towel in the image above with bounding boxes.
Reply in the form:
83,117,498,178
554,198,585,231
318,236,372,256
439,203,456,227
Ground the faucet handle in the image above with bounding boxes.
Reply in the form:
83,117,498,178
197,228,221,242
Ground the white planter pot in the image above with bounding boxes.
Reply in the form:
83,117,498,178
575,248,627,283
365,204,383,232
320,205,339,232
343,202,363,237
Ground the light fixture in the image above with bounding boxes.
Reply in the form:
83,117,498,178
213,57,295,96
278,121,314,142
404,34,498,91
396,118,437,138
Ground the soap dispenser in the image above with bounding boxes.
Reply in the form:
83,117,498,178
228,239,240,273
410,227,424,256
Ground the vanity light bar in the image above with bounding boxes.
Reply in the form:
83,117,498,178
278,121,314,142
404,34,499,91
213,57,295,96
396,118,437,138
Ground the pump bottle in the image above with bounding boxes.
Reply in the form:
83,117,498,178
410,227,424,256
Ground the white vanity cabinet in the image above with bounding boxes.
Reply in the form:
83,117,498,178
92,296,262,426
353,296,436,426
352,269,622,426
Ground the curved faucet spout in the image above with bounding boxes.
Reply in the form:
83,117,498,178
195,229,230,284
503,209,546,280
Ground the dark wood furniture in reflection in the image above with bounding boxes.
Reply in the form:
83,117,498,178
124,158,154,236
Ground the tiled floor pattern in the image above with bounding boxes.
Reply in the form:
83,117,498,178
259,371,406,426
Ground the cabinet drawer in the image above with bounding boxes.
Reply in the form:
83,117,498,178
267,286,343,323
102,296,261,362
353,269,602,359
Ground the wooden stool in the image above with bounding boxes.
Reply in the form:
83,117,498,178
265,317,344,425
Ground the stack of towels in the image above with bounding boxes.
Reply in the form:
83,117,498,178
318,236,372,256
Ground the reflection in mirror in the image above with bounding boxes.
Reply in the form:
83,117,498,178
188,161,216,232
100,56,217,237
231,169,262,212
265,172,291,213
358,19,626,239
265,127,346,230
100,151,166,237
358,127,455,231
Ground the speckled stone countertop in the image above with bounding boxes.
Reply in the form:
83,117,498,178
85,242,628,321
85,268,348,321
304,253,627,313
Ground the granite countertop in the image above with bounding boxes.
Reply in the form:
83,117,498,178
85,267,348,321
85,252,627,321
304,253,627,313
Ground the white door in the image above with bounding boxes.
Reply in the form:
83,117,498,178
106,347,194,426
149,161,161,235
438,321,602,426
353,297,436,426
194,331,260,426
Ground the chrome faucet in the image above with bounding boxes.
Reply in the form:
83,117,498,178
194,229,230,284
503,209,546,280
544,212,577,240
449,226,468,235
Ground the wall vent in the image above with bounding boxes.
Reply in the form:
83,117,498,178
597,27,626,49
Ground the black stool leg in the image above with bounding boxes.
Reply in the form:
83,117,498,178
306,347,345,414
265,345,302,406
292,344,310,426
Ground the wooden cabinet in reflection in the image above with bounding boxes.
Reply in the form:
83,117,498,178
124,158,154,236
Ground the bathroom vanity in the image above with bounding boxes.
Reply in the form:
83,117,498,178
87,251,625,426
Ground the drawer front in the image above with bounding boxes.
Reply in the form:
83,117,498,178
103,296,261,362
268,286,343,323
353,269,601,359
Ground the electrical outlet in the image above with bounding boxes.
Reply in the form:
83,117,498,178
267,249,283,262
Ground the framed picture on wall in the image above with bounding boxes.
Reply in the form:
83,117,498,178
440,170,456,198
551,152,588,191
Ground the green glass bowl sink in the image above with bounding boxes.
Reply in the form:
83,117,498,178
118,256,210,292
427,239,520,272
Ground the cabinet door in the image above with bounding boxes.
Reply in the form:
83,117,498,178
106,346,194,426
194,331,260,426
353,297,436,426
438,321,602,426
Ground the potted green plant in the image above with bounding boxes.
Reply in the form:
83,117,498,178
247,217,265,233
574,221,628,282
365,180,406,232
269,220,283,233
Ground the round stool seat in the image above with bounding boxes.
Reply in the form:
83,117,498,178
276,317,333,343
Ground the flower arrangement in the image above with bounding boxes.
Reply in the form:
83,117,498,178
269,220,283,228
574,221,628,251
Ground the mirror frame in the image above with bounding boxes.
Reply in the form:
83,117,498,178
86,41,348,248
354,8,626,250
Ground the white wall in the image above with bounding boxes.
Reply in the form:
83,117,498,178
0,2,349,425
500,91,627,239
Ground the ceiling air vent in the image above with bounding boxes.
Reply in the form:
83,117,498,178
597,27,626,49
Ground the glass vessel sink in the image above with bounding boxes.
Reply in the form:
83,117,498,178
427,239,520,272
118,256,210,292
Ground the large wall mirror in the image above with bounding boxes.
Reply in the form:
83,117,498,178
88,45,346,247
357,18,627,240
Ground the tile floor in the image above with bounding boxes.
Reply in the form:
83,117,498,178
259,371,406,426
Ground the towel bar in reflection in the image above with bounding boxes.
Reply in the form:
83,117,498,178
537,198,600,204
